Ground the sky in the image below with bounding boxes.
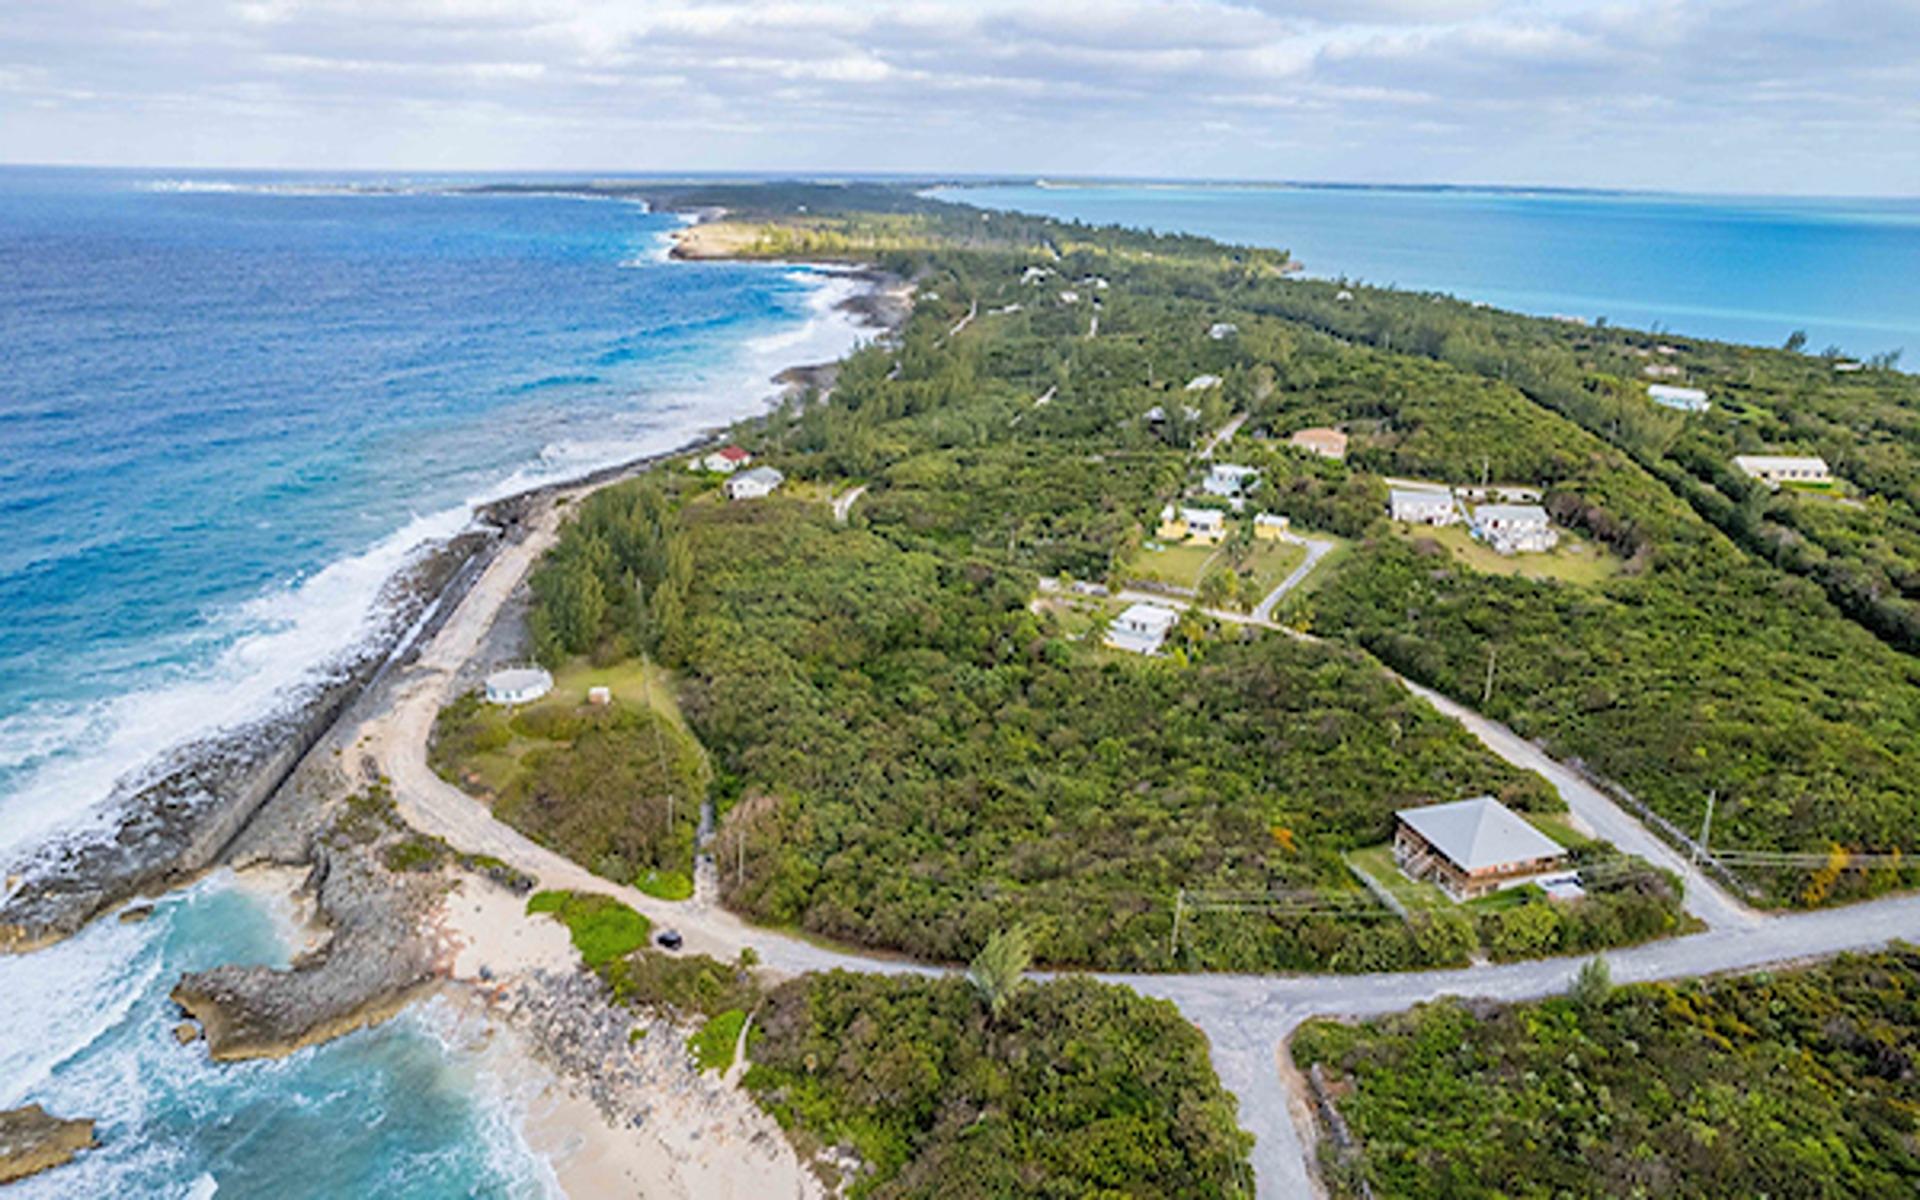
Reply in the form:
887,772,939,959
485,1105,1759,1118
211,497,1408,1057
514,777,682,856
2,0,1918,194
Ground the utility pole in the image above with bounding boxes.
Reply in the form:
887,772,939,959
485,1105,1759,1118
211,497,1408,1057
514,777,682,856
1697,790,1716,863
1169,889,1185,959
1482,645,1498,706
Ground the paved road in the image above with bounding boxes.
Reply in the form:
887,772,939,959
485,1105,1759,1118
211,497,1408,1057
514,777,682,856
368,478,1913,1200
1251,535,1333,623
1120,886,1920,1197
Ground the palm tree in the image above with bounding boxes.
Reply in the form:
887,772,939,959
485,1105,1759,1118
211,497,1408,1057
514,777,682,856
967,926,1033,1020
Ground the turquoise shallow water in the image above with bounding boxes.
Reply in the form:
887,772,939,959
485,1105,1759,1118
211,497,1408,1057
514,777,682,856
932,183,1920,362
0,167,868,1195
0,875,549,1197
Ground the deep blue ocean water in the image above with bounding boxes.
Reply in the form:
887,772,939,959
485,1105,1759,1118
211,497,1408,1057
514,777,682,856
932,183,1920,362
0,167,868,1195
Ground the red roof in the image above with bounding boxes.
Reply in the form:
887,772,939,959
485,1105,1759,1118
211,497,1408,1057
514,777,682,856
716,445,751,462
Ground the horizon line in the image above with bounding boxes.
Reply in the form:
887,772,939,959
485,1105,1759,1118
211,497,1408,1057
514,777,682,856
3,160,1917,205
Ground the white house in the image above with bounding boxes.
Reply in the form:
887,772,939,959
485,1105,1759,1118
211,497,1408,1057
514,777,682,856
725,465,785,500
1390,487,1459,526
1471,503,1558,555
1733,455,1831,487
1105,602,1181,655
1253,512,1291,540
1647,384,1710,413
1203,463,1259,500
702,445,752,473
1142,404,1202,425
485,667,553,706
1207,322,1238,340
1185,373,1224,392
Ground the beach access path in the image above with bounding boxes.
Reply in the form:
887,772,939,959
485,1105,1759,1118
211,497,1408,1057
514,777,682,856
359,476,1920,1200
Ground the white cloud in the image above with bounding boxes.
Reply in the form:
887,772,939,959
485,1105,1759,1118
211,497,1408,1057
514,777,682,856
0,0,1914,193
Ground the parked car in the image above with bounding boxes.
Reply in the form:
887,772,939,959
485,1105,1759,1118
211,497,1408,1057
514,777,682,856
656,929,683,951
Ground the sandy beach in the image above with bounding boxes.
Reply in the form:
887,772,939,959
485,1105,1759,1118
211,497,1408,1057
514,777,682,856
434,874,820,1200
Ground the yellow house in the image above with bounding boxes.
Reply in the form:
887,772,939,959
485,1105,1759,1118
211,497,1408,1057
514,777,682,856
1156,504,1227,545
1253,512,1290,540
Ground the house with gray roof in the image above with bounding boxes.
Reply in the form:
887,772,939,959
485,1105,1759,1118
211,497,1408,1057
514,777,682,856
1393,796,1569,900
725,465,785,501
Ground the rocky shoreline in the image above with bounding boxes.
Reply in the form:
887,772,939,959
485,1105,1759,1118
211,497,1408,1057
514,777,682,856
0,524,498,956
0,241,907,1190
0,1105,97,1185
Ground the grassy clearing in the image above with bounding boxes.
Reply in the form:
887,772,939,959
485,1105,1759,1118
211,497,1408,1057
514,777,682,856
1126,539,1219,589
527,890,651,968
687,1008,749,1072
1390,521,1621,585
1234,537,1308,599
430,655,709,884
1346,844,1452,912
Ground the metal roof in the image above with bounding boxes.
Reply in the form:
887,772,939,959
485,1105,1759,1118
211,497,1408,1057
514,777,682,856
1395,796,1565,872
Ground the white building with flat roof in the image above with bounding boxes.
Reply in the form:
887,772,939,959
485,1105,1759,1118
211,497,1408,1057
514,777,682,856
1202,463,1259,500
1733,455,1831,487
1390,487,1459,526
1471,503,1558,555
1648,384,1710,413
485,667,553,706
1105,602,1180,656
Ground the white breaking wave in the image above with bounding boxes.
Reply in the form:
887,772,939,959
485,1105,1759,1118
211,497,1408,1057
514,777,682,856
0,898,164,1108
0,256,875,875
0,503,471,865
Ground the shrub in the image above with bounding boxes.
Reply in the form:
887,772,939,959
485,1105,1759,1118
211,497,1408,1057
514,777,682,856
687,1009,749,1072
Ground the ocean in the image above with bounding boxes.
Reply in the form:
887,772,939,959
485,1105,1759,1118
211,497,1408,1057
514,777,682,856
0,167,870,1195
931,182,1920,363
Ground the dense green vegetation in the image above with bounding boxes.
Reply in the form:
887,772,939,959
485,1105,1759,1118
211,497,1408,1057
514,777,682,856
746,971,1254,1199
526,890,651,968
505,179,1920,952
1294,948,1920,1199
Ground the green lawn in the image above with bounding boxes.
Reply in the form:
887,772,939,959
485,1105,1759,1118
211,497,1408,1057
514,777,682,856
1391,521,1620,586
1346,844,1452,912
635,867,695,901
687,1008,749,1072
1126,539,1220,590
